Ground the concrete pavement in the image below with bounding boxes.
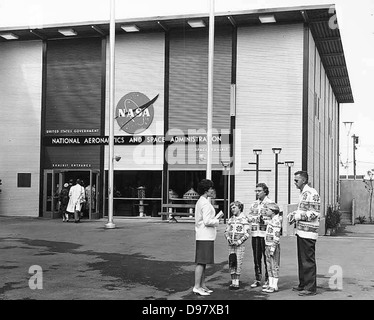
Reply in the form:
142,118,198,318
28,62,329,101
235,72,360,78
1,216,374,301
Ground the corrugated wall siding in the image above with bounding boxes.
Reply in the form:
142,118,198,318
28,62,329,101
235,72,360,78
0,41,43,216
168,27,232,170
169,27,232,133
44,38,103,169
308,30,339,214
45,38,102,132
235,24,304,212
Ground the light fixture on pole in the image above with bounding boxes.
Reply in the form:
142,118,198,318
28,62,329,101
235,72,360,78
284,161,294,204
244,149,271,199
343,121,353,178
221,161,230,224
352,135,359,180
252,149,262,184
363,170,374,223
105,0,116,229
272,148,283,203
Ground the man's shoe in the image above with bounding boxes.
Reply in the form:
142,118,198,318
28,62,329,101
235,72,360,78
292,286,304,292
298,290,316,296
229,284,239,290
262,280,269,289
250,281,261,288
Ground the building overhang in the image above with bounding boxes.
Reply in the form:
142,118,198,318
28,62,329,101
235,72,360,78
0,4,353,103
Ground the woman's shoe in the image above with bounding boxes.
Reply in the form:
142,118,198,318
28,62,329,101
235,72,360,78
192,287,210,296
202,287,213,293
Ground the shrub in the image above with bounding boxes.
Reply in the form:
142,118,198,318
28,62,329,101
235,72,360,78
357,215,367,224
326,204,341,229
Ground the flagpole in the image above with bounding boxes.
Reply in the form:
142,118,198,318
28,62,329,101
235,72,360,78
206,0,215,180
105,0,116,229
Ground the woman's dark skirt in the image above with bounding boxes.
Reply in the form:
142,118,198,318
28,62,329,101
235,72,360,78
195,240,214,264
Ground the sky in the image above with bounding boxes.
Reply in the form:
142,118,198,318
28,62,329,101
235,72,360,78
0,0,373,176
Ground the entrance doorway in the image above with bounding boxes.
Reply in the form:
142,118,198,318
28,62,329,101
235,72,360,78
43,169,100,219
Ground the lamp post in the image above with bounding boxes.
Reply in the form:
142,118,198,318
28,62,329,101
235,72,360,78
363,170,374,223
221,161,230,224
284,161,294,204
352,135,359,180
244,149,271,199
343,121,353,178
251,149,262,184
272,148,283,203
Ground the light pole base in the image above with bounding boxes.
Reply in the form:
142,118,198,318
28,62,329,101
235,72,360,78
105,222,116,229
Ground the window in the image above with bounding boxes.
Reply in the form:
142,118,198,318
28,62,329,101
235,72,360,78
168,170,225,210
18,173,31,188
104,170,162,217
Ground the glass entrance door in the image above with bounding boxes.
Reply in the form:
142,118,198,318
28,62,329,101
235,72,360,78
43,169,101,219
87,170,100,219
43,170,62,218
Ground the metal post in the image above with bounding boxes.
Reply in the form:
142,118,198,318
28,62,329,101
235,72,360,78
221,161,230,224
244,149,270,200
352,135,358,180
343,122,353,178
206,0,215,180
255,153,259,185
285,161,294,204
272,148,282,203
105,0,116,229
287,165,291,204
275,153,279,203
223,169,228,224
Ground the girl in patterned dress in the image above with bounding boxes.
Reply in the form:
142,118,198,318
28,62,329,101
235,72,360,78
224,201,251,290
262,202,283,293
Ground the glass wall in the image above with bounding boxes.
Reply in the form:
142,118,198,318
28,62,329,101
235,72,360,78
104,170,162,217
168,170,225,212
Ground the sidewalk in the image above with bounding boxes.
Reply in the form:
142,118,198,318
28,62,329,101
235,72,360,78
0,216,373,300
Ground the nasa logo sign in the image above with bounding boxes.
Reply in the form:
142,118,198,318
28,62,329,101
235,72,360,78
115,92,158,134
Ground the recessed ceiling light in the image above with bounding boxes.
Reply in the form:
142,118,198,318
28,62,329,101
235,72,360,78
121,25,140,32
187,19,206,28
58,28,77,36
0,32,19,40
259,15,276,23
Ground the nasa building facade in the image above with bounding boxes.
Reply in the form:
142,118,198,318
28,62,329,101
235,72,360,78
0,5,353,231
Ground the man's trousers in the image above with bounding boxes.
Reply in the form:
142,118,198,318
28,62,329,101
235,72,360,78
296,234,317,292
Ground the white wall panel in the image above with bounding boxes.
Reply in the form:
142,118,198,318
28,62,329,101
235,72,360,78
235,24,304,212
0,41,42,217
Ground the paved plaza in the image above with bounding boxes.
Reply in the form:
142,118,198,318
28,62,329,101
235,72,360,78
1,216,373,302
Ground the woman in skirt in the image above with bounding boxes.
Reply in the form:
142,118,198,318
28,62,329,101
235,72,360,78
193,179,224,296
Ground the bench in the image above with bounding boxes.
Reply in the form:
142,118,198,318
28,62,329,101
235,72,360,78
158,203,219,222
